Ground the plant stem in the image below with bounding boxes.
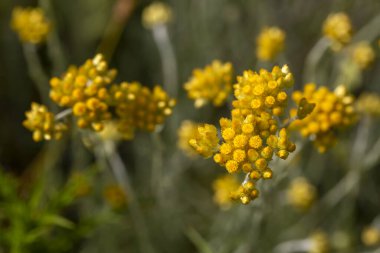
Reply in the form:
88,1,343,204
105,149,155,253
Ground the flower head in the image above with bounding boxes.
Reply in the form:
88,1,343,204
323,12,352,51
142,2,172,29
50,54,117,131
104,184,127,210
351,41,375,70
356,92,380,117
287,177,316,210
23,102,67,142
111,82,176,140
309,231,330,253
212,174,241,208
184,60,233,107
291,84,357,152
11,7,51,44
188,124,219,158
177,121,202,157
361,227,380,246
256,26,285,61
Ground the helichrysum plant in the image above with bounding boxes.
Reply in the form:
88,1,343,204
184,60,233,108
356,92,380,117
322,12,352,51
187,65,312,204
290,84,357,153
256,26,285,61
24,54,175,141
212,174,240,209
11,7,51,44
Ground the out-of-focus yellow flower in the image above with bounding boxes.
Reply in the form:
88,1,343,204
256,26,285,61
142,2,172,29
184,60,233,108
23,102,67,142
50,54,117,132
356,92,380,117
351,42,375,70
287,177,316,210
323,12,352,51
104,184,127,210
309,231,330,253
212,174,241,208
111,82,176,140
68,171,92,198
188,124,219,158
291,84,357,153
177,121,201,157
11,7,50,44
98,121,122,142
362,227,380,246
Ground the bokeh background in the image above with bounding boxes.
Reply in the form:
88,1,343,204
1,0,380,252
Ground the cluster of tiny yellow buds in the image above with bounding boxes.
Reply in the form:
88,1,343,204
361,226,380,246
232,65,294,118
177,121,201,157
11,7,51,44
212,174,241,208
184,60,233,108
142,2,172,29
23,102,67,142
110,82,176,140
188,124,219,158
356,92,380,117
290,84,357,153
287,177,316,211
232,178,260,205
104,184,127,210
351,41,376,70
256,26,286,61
309,231,330,253
50,54,116,131
323,12,352,51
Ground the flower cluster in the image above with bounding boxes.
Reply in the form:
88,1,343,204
323,12,352,51
110,82,176,139
287,177,316,211
184,60,233,108
351,41,375,70
178,121,202,157
11,7,51,44
291,84,357,153
142,2,172,29
24,54,175,141
23,103,67,142
361,227,380,246
212,174,240,208
256,26,285,61
50,54,116,131
189,65,300,204
309,231,330,253
188,124,219,158
356,92,380,117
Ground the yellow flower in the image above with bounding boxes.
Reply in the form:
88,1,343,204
323,12,352,51
291,84,357,153
184,60,233,108
111,82,176,140
351,41,375,70
212,174,240,208
177,120,202,157
142,2,172,29
23,102,67,142
309,231,330,253
361,227,380,246
287,177,316,210
11,7,50,44
104,184,127,210
256,26,285,61
356,92,380,117
50,54,116,131
188,124,219,158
